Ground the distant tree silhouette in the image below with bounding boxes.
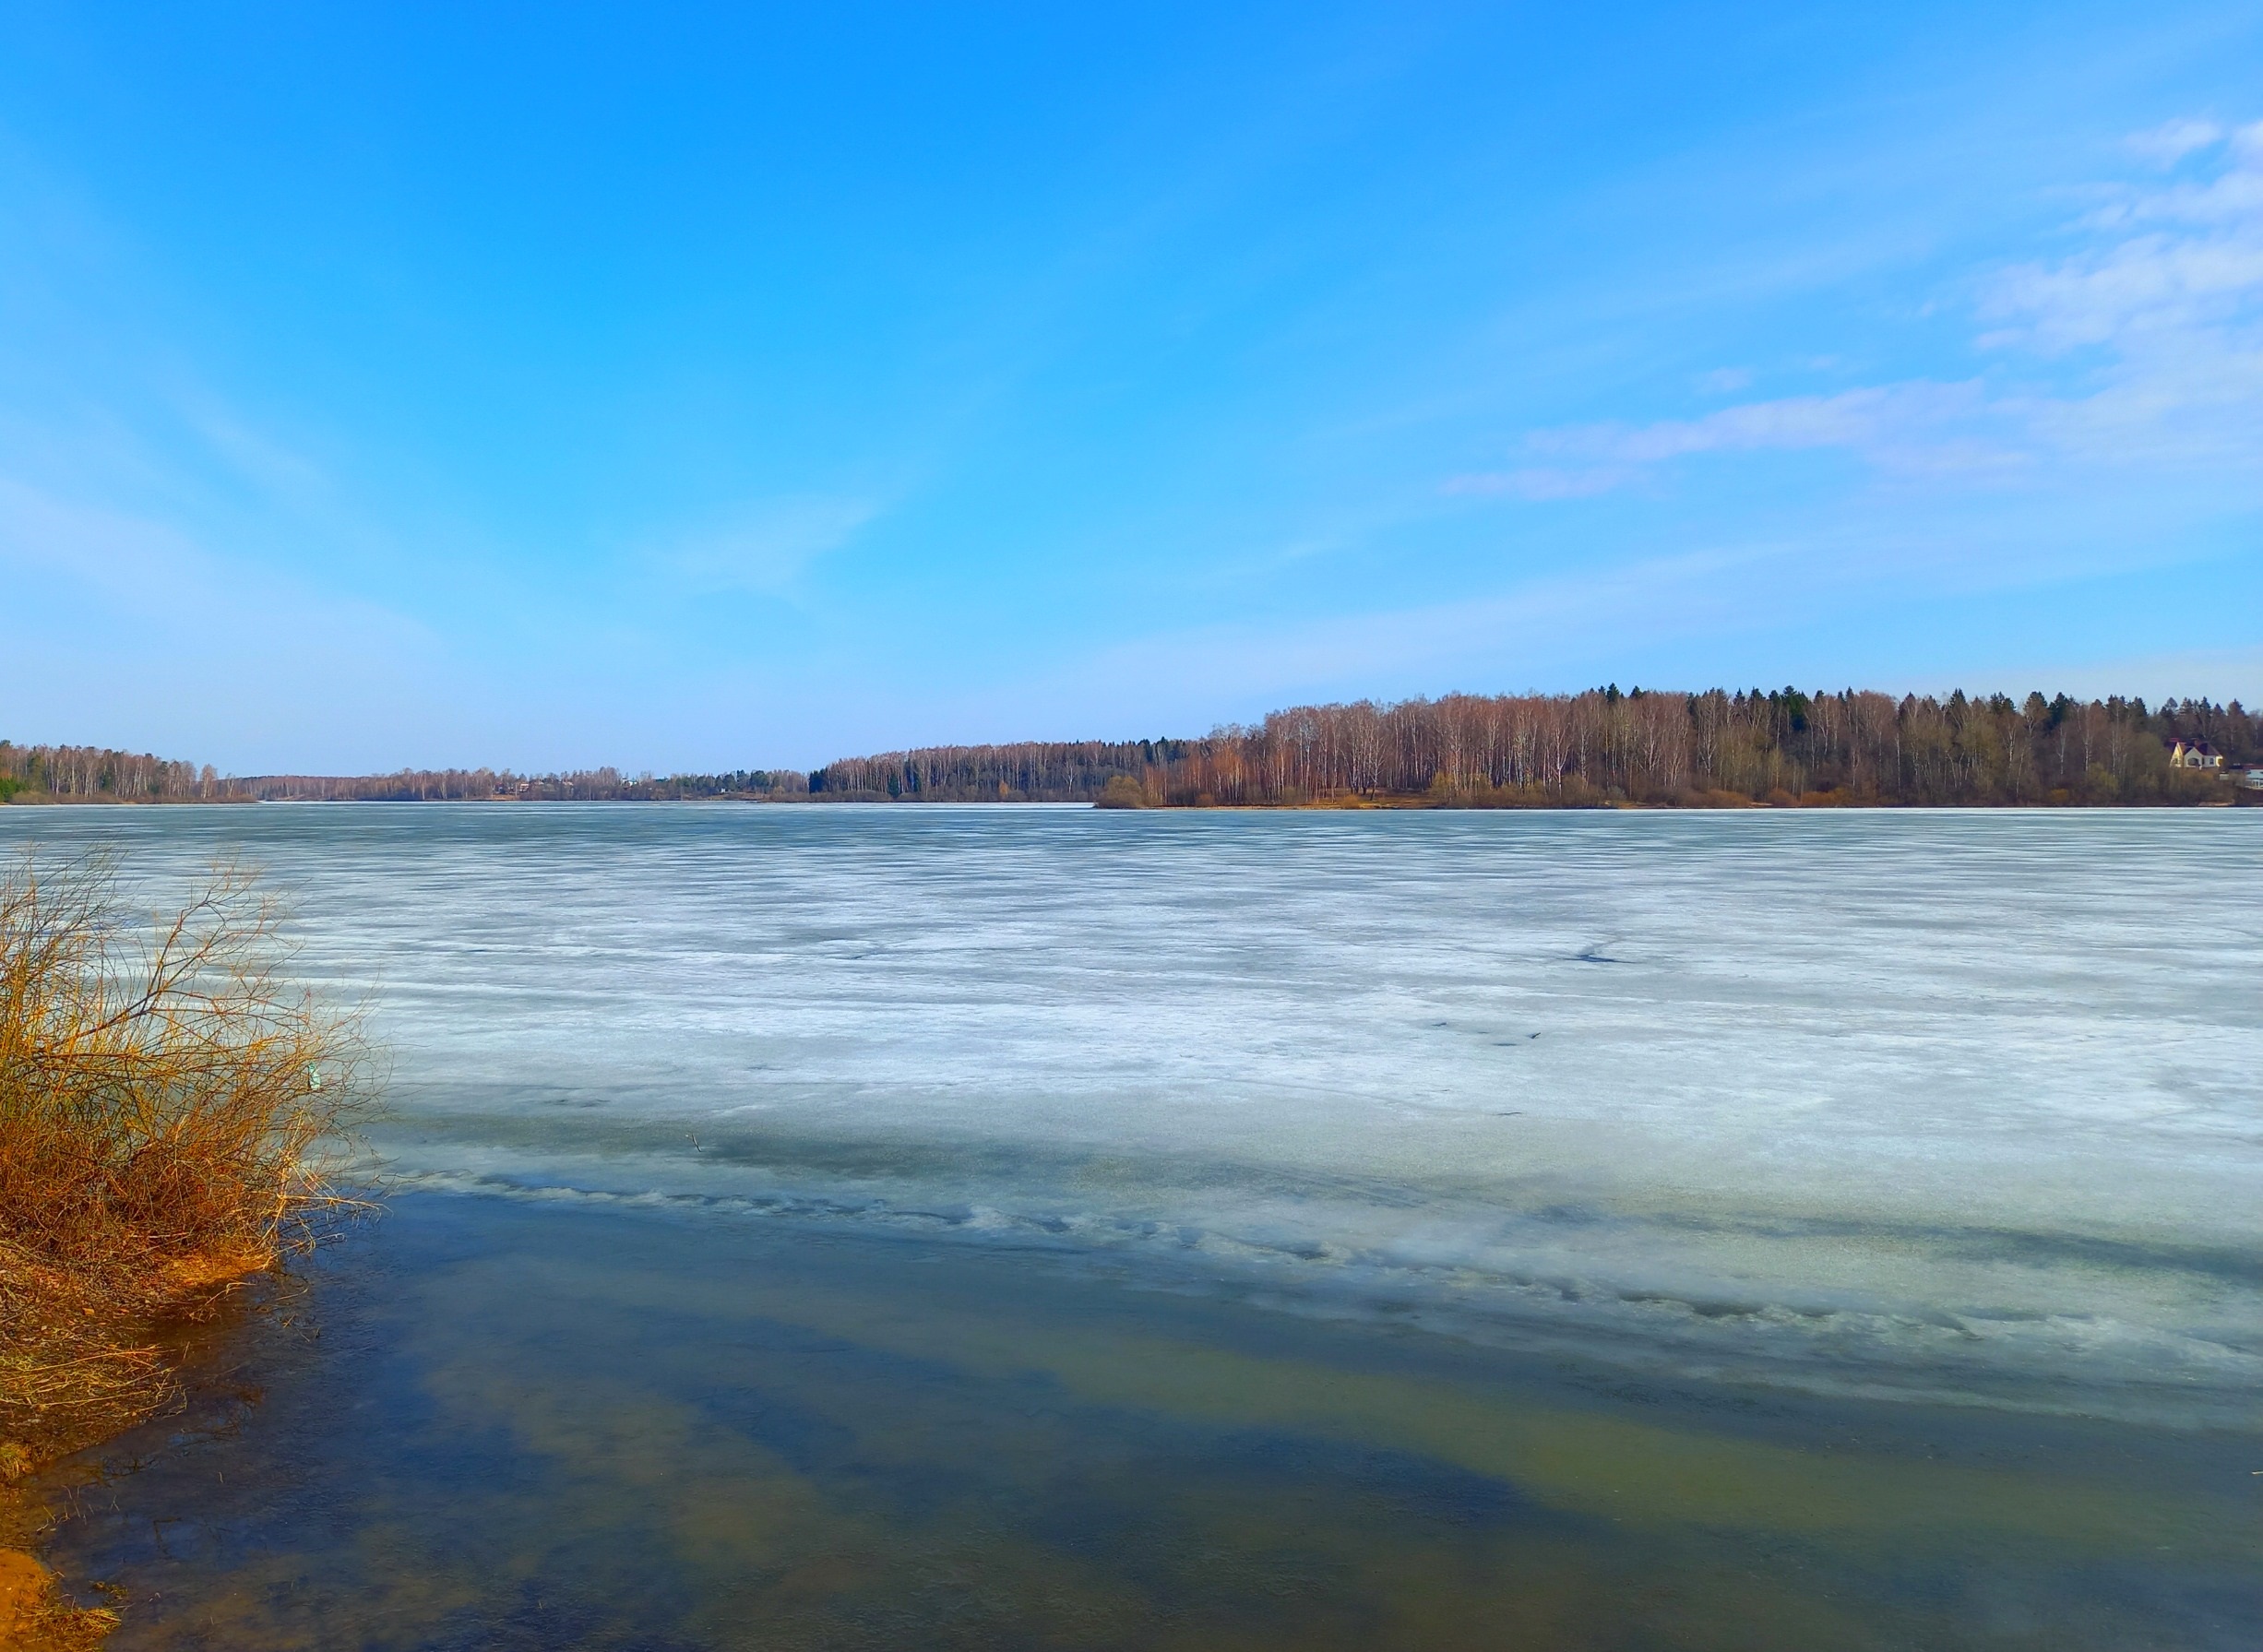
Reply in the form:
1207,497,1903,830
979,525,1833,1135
9,687,2253,809
810,688,2257,807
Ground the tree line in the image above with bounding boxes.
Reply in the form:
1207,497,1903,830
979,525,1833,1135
810,739,1193,802
232,767,809,802
807,688,2259,807
0,744,806,803
8,687,2257,808
0,743,224,802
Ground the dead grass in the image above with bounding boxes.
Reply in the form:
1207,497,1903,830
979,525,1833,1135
0,849,374,1643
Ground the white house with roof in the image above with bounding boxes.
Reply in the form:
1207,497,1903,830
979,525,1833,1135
2167,739,2224,770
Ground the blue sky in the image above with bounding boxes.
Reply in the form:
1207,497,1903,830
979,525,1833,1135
1,2,2258,773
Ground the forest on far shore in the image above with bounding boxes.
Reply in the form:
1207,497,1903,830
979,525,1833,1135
4,686,2257,808
806,688,2260,808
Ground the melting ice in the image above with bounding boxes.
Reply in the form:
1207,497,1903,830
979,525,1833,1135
14,802,2257,1422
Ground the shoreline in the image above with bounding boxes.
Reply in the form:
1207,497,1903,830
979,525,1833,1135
1,1250,285,1647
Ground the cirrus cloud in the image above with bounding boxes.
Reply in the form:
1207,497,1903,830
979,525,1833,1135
1454,120,2263,501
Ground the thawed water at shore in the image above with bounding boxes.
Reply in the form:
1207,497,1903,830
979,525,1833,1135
42,1194,2263,1650
7,803,2260,1645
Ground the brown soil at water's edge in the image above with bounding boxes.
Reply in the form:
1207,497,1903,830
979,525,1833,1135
0,1251,278,1649
1,1496,112,1651
4,1465,113,1647
0,1544,61,1647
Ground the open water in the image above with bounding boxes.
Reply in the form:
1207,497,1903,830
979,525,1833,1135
10,803,2261,1648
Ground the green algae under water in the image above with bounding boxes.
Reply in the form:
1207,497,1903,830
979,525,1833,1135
40,1193,2261,1651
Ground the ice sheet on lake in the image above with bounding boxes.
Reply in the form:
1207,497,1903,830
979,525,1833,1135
11,803,2258,1421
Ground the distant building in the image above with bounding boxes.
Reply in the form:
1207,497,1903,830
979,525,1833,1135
2241,765,2263,790
2168,739,2224,770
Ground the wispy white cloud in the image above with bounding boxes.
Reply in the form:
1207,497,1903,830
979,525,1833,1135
2126,117,2227,167
1980,234,2263,351
658,495,880,594
1532,382,1999,465
1452,383,2019,497
1443,465,1638,501
1456,120,2263,500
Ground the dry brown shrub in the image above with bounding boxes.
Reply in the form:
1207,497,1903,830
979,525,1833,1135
0,848,375,1466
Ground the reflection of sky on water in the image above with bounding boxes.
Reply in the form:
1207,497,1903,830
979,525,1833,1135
45,1197,2263,1650
8,803,2258,1421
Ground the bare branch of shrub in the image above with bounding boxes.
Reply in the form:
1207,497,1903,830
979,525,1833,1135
0,847,376,1466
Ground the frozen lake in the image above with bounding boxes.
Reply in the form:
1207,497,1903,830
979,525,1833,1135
15,802,2262,1648
12,802,2259,1420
